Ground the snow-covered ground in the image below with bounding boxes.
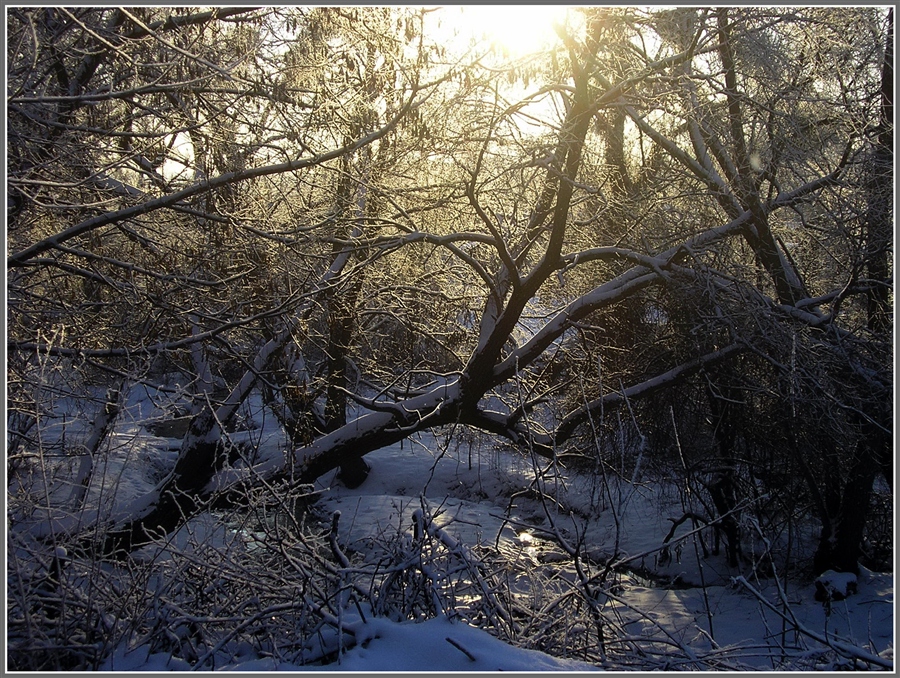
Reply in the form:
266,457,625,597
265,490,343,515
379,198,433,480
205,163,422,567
9,382,895,671
101,611,602,672
300,437,894,671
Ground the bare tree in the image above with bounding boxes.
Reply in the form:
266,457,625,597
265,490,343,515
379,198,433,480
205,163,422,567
8,7,891,578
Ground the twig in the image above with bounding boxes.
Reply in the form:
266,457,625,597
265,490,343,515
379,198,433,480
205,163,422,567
445,636,477,662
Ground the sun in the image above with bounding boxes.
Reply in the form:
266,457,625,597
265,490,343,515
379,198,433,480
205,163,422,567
468,5,570,56
438,5,576,58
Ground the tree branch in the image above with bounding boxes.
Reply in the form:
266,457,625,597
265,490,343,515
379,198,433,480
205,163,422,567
8,90,420,268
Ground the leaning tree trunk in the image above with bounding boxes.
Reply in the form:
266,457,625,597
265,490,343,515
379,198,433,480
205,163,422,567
97,233,367,557
98,336,285,557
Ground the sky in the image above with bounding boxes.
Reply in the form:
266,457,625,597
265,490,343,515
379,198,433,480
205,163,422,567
428,5,578,58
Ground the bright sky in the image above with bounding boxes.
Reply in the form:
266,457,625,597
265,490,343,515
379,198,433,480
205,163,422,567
429,5,578,57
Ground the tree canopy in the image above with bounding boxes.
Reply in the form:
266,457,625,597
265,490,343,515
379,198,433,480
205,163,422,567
7,3,892,585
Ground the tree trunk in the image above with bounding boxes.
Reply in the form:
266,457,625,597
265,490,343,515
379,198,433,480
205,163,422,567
325,275,369,488
68,385,123,512
704,381,742,567
813,447,878,576
100,407,228,558
832,453,879,574
326,148,371,488
716,8,806,305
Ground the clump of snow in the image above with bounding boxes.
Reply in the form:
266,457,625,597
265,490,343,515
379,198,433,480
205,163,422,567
814,570,859,601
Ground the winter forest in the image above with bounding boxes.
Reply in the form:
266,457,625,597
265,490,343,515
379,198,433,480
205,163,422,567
6,5,894,671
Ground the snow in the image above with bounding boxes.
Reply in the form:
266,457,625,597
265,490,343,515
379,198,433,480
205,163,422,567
10,381,896,672
224,613,600,672
305,435,894,671
815,570,859,599
101,612,599,672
